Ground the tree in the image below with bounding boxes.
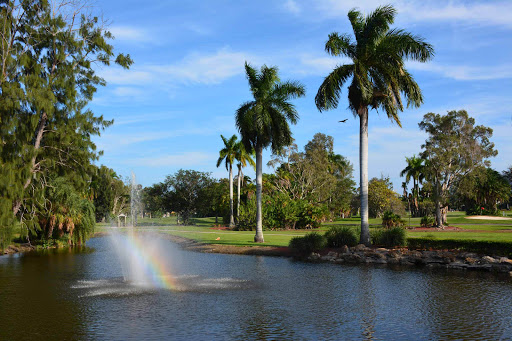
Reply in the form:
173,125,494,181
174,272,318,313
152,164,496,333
455,167,510,214
315,5,434,245
236,62,305,243
234,141,255,222
216,134,238,227
503,166,512,209
419,110,497,227
268,133,355,218
367,177,405,218
91,166,120,222
0,0,131,245
400,155,426,217
161,170,213,225
141,183,166,218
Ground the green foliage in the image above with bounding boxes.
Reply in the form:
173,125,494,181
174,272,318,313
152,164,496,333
371,227,407,247
288,232,327,255
235,195,257,231
235,193,326,231
141,183,166,218
456,167,511,215
161,169,214,225
419,110,497,226
420,216,435,227
368,177,405,218
0,1,131,246
407,238,512,257
267,133,355,219
381,210,406,228
325,226,358,247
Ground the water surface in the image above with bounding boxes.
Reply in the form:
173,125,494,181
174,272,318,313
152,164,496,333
1,235,511,340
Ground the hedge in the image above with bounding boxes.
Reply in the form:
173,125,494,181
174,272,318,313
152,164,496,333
407,238,512,258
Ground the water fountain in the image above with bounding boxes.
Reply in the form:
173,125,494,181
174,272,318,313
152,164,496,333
130,171,141,227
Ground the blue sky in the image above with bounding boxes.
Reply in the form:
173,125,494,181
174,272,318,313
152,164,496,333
89,0,512,190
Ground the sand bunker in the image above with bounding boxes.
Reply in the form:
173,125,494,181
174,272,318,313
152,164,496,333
465,215,512,221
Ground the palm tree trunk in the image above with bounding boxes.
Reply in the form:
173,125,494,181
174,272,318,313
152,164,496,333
237,164,242,222
229,164,235,227
254,145,264,243
359,107,370,245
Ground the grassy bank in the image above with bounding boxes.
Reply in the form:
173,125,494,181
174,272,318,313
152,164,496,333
94,211,512,251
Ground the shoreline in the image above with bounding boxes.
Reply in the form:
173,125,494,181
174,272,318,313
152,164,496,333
3,232,512,276
161,234,512,275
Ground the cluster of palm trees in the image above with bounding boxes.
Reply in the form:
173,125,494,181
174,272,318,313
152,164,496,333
221,5,434,244
400,155,426,217
216,134,255,228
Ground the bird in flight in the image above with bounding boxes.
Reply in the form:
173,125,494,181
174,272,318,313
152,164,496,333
339,119,348,123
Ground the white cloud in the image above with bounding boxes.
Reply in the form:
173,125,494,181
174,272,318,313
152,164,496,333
150,48,256,85
314,1,512,28
109,26,152,43
98,68,154,85
284,0,301,14
97,47,255,91
112,86,145,97
294,54,352,76
126,152,215,167
407,61,512,81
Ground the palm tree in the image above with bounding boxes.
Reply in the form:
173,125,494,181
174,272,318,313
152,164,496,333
236,62,305,243
400,155,425,217
234,141,255,222
216,134,238,228
315,5,434,245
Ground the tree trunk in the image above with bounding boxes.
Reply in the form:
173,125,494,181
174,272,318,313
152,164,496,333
441,206,448,225
359,107,370,245
12,112,48,217
229,164,235,227
434,181,444,228
254,145,264,243
237,164,241,223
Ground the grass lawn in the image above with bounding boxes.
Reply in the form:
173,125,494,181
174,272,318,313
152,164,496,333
95,211,512,248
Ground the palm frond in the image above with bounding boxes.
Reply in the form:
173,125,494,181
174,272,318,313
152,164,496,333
315,64,354,112
382,28,434,62
363,5,396,45
347,9,364,43
325,32,355,58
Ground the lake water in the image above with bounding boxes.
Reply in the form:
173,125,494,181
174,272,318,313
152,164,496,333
1,234,511,340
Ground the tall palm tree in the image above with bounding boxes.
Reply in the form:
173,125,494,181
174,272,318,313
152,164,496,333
315,5,434,245
234,141,255,221
216,134,238,228
400,155,425,217
236,62,305,243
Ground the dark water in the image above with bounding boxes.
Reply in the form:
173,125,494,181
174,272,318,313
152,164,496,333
1,235,512,341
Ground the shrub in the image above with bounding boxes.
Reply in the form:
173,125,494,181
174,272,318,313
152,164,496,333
420,216,435,227
382,210,406,228
288,232,327,255
295,200,327,229
371,227,407,247
325,226,358,247
407,238,512,257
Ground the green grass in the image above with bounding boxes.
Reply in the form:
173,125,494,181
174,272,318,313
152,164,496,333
93,211,512,249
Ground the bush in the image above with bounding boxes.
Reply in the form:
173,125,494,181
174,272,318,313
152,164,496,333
382,210,406,228
420,216,435,227
325,226,358,247
288,232,327,255
371,227,407,247
407,238,512,257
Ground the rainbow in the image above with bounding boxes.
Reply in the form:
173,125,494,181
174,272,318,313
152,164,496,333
117,232,178,290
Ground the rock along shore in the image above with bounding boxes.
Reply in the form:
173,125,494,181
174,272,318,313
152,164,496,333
307,244,512,275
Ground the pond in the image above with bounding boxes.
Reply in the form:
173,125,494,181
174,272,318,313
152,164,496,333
1,234,511,340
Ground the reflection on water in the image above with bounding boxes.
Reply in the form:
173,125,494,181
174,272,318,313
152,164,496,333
1,235,512,340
